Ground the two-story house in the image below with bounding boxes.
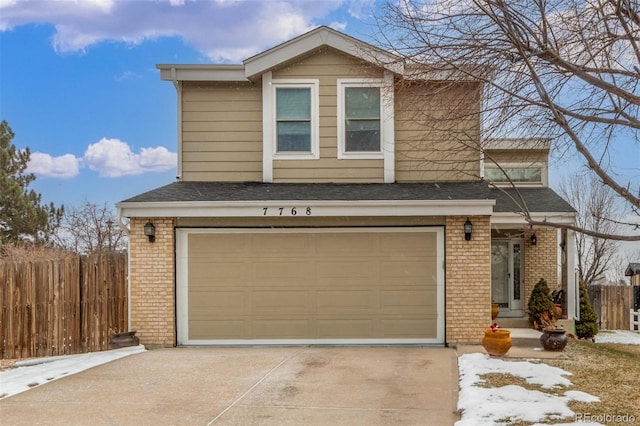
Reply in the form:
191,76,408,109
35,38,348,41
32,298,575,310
117,26,578,347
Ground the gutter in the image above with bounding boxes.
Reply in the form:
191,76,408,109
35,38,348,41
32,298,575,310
116,206,132,332
171,67,182,181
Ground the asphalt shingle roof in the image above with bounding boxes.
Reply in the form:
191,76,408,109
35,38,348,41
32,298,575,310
119,181,575,213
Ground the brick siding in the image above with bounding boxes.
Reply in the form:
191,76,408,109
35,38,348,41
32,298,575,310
129,217,176,347
445,216,491,344
523,227,558,313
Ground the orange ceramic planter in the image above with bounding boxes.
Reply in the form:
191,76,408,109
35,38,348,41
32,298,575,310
482,329,512,356
491,303,500,320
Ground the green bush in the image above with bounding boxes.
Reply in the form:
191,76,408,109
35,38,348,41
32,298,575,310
528,278,557,330
576,282,599,339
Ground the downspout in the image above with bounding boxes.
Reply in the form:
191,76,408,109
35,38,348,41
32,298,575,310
171,67,183,181
116,206,132,332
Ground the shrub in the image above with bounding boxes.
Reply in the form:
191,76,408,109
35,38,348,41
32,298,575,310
528,278,557,330
576,282,599,339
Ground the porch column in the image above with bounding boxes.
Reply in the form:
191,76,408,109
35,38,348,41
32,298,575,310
565,229,578,320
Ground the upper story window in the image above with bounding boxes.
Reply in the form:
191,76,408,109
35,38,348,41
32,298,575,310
484,164,546,185
270,80,319,159
344,86,380,152
276,87,311,152
338,79,390,159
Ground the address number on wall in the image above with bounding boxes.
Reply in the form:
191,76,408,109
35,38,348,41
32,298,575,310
262,207,312,216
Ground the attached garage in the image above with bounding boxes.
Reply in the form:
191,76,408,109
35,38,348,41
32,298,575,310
176,227,444,345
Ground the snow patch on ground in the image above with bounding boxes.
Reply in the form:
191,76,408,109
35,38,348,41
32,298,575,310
0,345,146,399
594,330,640,345
456,353,601,426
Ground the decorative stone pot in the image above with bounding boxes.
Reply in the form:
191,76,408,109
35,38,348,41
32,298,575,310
540,328,568,351
491,303,500,320
482,329,512,356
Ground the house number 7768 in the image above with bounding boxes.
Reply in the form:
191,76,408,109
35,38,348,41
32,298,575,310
262,207,312,216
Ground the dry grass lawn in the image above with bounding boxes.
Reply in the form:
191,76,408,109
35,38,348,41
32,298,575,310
482,339,640,424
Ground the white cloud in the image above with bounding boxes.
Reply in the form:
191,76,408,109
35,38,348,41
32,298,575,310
27,138,176,179
0,0,361,62
83,137,176,177
27,152,81,178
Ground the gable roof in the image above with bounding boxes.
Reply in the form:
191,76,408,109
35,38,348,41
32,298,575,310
626,263,640,276
157,26,403,82
243,26,402,78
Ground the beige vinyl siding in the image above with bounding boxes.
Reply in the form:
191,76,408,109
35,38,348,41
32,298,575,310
395,82,482,182
272,48,385,183
182,81,262,182
485,150,548,165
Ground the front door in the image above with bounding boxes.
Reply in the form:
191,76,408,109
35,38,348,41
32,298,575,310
491,239,523,317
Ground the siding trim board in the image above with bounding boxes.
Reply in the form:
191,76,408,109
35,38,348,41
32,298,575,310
119,199,496,218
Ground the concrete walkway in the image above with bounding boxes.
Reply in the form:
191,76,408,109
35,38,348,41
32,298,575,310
0,347,460,425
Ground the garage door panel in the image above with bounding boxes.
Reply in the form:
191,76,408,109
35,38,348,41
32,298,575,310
317,319,375,338
382,318,437,338
381,261,436,281
180,228,443,343
316,290,376,313
190,320,246,339
252,261,311,284
252,319,311,338
189,261,247,283
381,289,437,313
190,234,248,254
251,290,311,314
189,290,245,316
316,260,378,283
251,234,310,253
380,233,437,256
316,234,377,253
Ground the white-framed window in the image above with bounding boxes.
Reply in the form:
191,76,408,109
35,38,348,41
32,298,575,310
268,79,319,160
337,78,391,159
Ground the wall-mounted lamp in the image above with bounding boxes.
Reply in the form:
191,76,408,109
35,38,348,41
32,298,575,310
464,218,473,241
144,221,156,243
530,233,537,246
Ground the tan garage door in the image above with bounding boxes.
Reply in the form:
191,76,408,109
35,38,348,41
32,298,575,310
176,227,443,345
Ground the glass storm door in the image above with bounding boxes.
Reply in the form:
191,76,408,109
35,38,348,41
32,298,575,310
491,239,523,317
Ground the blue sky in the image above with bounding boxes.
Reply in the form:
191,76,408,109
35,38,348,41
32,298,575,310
0,0,638,235
1,0,376,208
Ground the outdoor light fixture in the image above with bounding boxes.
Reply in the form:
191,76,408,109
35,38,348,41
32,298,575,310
464,218,473,241
143,221,156,243
531,233,537,246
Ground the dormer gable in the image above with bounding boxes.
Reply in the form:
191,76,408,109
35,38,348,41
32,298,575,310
243,26,402,79
483,138,550,187
158,26,403,83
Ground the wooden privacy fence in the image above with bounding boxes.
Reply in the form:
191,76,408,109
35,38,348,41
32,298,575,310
0,252,128,359
587,285,635,331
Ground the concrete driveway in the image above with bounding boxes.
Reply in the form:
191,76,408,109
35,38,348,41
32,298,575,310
0,347,459,425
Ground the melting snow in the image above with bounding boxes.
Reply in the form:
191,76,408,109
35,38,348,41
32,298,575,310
595,330,640,345
456,353,600,426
